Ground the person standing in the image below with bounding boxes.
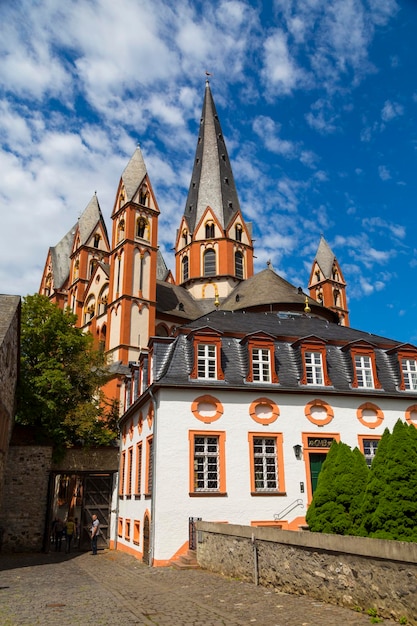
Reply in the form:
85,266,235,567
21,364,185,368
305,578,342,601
65,517,75,553
90,514,100,555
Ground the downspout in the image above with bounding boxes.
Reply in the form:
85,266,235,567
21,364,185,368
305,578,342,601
112,428,122,552
148,386,158,567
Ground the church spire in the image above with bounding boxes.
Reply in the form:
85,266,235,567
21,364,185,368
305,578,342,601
308,236,350,326
183,80,241,232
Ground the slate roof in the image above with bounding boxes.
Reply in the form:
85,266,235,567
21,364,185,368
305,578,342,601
314,236,336,279
219,267,338,322
50,226,76,289
156,281,205,320
121,147,147,201
147,309,410,397
183,81,241,232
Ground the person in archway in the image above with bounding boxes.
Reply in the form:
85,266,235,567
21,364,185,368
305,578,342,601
90,514,100,555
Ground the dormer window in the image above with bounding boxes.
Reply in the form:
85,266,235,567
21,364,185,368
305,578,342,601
296,337,331,387
354,355,374,388
205,221,215,239
305,352,324,385
243,333,278,384
189,328,224,381
401,359,417,390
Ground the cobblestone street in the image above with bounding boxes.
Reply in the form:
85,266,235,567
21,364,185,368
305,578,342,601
0,549,398,625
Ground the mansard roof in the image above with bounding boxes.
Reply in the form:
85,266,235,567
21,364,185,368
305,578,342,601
183,81,241,232
143,310,408,396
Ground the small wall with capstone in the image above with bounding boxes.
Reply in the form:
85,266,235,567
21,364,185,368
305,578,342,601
0,445,53,552
196,521,417,626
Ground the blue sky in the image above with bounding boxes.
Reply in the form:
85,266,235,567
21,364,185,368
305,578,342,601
1,0,417,343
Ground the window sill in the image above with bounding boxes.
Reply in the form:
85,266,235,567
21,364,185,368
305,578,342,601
250,491,287,497
189,491,228,497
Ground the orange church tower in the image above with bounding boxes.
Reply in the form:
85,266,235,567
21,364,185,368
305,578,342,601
175,81,254,305
106,146,160,365
308,236,350,326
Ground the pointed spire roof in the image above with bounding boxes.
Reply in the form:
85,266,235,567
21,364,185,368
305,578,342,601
78,194,108,245
121,146,147,201
184,81,241,232
50,225,77,289
314,236,337,279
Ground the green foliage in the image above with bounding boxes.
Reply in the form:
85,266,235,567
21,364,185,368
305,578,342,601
358,420,417,542
16,294,118,451
306,440,369,534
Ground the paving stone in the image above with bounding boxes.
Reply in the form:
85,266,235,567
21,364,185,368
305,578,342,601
0,550,398,625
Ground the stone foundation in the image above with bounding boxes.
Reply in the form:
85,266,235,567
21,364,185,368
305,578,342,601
197,521,417,626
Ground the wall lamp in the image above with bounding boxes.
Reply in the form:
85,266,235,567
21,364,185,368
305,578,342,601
293,444,303,460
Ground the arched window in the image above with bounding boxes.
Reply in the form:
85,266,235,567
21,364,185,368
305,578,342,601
332,266,339,281
139,186,148,206
235,224,242,242
235,251,244,279
205,222,215,239
93,234,100,248
182,230,188,246
182,255,189,282
118,219,125,242
333,289,340,306
137,217,147,239
89,259,97,278
204,249,216,276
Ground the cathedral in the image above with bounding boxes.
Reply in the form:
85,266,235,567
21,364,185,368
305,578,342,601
40,82,417,565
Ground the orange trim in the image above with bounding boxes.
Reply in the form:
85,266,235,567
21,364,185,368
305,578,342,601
405,404,417,427
356,402,384,429
249,397,279,425
145,435,153,495
397,349,417,390
135,442,142,495
133,520,140,545
250,520,284,528
304,399,334,426
299,339,331,386
116,541,143,559
137,411,143,434
301,432,340,504
128,420,134,440
350,346,381,389
245,335,278,383
125,518,131,541
147,404,154,429
117,517,123,537
191,394,224,423
357,434,382,461
190,332,224,380
248,432,285,494
126,446,133,496
189,430,226,494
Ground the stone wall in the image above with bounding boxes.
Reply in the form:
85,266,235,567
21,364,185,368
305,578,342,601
196,521,417,626
0,445,53,552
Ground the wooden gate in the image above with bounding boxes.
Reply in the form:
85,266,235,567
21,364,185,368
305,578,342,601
81,473,113,550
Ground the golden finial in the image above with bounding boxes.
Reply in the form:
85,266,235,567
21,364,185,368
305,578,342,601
304,297,311,314
214,285,220,308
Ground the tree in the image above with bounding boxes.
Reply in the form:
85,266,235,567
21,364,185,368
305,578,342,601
306,440,369,534
16,294,118,451
358,420,417,541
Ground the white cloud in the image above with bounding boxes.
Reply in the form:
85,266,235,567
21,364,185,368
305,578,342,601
261,29,306,95
378,165,391,180
252,116,297,156
381,99,404,122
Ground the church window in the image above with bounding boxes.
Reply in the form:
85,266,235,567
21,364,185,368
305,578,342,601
251,436,279,492
136,217,147,239
235,224,242,242
305,352,324,385
93,234,100,248
205,222,215,239
74,260,79,279
316,288,323,303
315,270,320,282
354,355,374,388
139,187,148,206
252,348,271,382
182,230,188,246
235,251,244,279
401,359,417,390
332,266,339,280
118,220,125,242
203,249,216,276
333,288,340,306
89,259,97,278
182,256,189,282
190,431,226,493
197,344,217,379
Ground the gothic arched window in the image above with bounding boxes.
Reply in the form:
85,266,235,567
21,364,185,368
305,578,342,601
182,256,189,282
235,251,244,279
205,222,215,239
203,249,216,276
137,217,147,239
235,224,242,242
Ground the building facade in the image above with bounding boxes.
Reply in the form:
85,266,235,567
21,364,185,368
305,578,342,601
40,82,417,565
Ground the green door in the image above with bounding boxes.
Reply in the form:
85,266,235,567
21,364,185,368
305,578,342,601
309,453,327,494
